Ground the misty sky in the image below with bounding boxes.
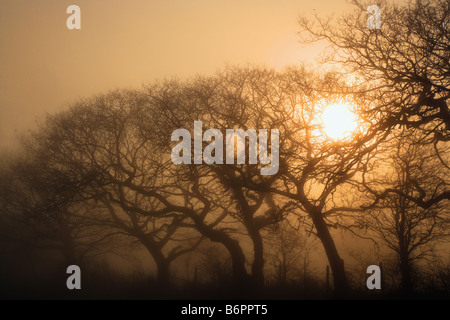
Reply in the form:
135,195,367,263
0,0,355,150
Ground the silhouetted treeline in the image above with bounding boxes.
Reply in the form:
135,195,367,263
0,0,448,299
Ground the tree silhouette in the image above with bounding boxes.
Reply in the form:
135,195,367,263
141,76,292,288
299,0,449,208
19,90,203,287
264,220,317,287
360,130,449,292
142,66,391,295
0,149,109,267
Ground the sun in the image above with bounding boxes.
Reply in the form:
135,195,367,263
321,103,358,140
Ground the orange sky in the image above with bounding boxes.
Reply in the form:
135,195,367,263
0,0,355,150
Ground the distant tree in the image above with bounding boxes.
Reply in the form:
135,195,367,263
360,131,449,292
198,243,233,286
0,151,107,267
264,219,317,287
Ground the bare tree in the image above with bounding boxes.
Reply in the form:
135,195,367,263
264,219,316,287
0,150,110,267
298,0,450,208
142,75,294,288
146,66,391,295
22,90,203,287
212,66,392,295
360,130,449,292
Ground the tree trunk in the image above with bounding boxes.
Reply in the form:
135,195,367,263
310,209,350,296
156,259,170,288
139,236,171,288
248,228,264,288
192,218,249,286
398,208,413,294
230,185,264,288
226,240,250,286
58,221,77,266
399,250,413,293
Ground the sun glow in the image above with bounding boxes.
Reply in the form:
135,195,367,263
321,103,358,140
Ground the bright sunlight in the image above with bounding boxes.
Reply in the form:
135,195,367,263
321,103,358,140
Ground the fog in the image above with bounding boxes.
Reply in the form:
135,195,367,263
0,0,352,151
0,0,448,300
